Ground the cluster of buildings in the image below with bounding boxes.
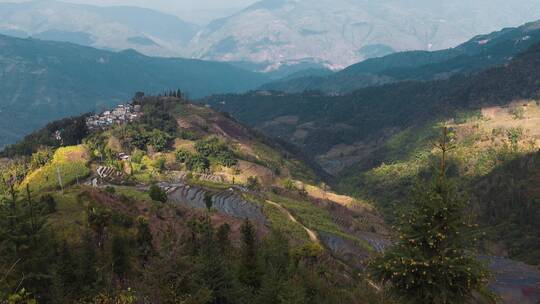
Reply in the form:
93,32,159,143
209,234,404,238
86,103,142,130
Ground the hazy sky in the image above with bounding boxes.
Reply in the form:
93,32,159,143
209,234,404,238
1,0,259,23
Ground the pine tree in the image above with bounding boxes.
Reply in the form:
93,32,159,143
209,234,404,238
256,230,291,304
51,241,78,302
78,229,98,296
196,216,237,304
136,216,153,264
204,192,213,211
216,223,231,253
111,235,130,284
369,127,493,304
140,226,213,303
238,219,261,290
0,184,56,301
87,207,110,249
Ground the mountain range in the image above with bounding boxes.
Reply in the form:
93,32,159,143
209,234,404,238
1,4,540,302
204,35,540,174
189,0,540,70
0,0,200,57
0,34,269,148
3,0,540,72
262,19,540,93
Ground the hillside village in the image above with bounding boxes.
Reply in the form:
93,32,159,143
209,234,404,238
2,0,540,302
85,103,142,130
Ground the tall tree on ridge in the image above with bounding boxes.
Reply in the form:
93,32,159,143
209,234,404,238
369,127,494,304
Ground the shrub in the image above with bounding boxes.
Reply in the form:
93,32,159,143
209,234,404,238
214,150,237,167
131,149,145,164
105,186,116,194
507,127,523,152
40,194,57,214
154,157,166,172
245,176,260,191
185,154,210,173
195,137,226,157
111,212,134,228
282,178,296,191
509,106,525,120
149,184,167,203
147,129,172,152
30,148,53,170
175,149,192,163
195,137,237,167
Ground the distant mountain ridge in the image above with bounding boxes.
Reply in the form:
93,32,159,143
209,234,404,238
0,0,199,57
261,19,540,93
0,34,269,148
3,0,540,73
189,0,540,71
205,40,540,168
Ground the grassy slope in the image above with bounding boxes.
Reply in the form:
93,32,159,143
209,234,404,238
4,97,381,276
21,145,90,193
336,102,540,263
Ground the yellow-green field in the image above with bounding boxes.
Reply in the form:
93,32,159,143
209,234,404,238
21,145,90,193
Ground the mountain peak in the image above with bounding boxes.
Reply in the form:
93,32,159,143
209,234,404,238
190,0,540,69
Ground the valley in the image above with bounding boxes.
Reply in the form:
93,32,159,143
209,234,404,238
1,2,540,303
1,93,539,303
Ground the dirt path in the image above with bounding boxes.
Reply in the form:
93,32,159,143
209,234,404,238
265,200,319,243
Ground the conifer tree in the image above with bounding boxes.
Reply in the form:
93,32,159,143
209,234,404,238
196,216,236,304
136,216,153,264
216,223,231,253
238,219,261,289
369,127,493,304
51,241,78,301
204,192,213,211
87,207,110,249
0,184,56,301
78,229,98,295
112,235,130,285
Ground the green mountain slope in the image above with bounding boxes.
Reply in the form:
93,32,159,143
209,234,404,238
0,95,390,302
204,42,540,267
0,34,269,148
205,42,540,169
2,95,539,303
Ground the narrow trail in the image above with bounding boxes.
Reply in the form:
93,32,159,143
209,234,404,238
265,200,319,243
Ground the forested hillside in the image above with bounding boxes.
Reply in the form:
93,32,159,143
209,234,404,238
0,95,392,303
206,42,540,163
205,42,540,267
0,34,269,148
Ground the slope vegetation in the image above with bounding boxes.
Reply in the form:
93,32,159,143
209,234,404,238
0,34,269,147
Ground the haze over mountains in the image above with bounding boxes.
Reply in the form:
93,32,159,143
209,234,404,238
262,19,540,93
1,2,540,303
0,0,200,57
3,11,540,148
189,0,540,70
3,0,540,72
